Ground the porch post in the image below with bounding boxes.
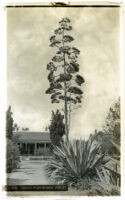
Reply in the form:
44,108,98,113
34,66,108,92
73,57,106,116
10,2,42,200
35,143,37,155
21,143,23,154
27,143,29,154
26,143,27,154
23,143,26,154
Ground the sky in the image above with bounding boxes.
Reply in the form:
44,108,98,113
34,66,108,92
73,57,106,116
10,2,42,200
7,6,120,139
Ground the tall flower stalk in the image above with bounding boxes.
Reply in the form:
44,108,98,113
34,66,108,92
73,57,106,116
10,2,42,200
46,18,85,141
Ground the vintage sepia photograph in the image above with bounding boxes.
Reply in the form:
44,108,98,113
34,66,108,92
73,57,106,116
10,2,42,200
6,4,121,195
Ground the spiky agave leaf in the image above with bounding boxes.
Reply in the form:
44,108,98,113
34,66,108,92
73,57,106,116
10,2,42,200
109,140,120,154
45,137,110,187
96,167,120,195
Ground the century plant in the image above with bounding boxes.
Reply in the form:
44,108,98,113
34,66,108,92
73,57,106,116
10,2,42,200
45,18,85,141
46,135,109,188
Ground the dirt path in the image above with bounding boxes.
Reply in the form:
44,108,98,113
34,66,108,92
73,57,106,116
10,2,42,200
7,159,51,185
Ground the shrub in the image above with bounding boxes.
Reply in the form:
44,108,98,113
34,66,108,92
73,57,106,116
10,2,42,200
35,147,52,156
95,167,120,195
104,139,120,189
92,131,119,155
103,98,120,145
49,109,65,146
6,139,20,173
45,135,109,189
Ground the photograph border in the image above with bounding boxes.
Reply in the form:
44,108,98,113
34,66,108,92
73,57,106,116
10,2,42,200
0,0,125,199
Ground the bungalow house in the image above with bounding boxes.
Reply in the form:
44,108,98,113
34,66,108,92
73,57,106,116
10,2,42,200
14,132,51,155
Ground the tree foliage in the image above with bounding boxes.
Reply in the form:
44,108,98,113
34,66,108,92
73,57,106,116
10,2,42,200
49,109,65,146
92,99,121,190
45,18,85,140
6,106,20,173
92,98,120,155
6,106,13,139
103,98,120,144
7,139,20,173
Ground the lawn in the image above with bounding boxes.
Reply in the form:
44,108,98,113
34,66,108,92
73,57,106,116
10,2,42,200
7,157,51,185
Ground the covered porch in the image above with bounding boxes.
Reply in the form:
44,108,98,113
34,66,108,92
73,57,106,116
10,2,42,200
18,142,51,155
14,131,51,156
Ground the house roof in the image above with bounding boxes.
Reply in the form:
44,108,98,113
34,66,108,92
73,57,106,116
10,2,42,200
14,132,51,143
